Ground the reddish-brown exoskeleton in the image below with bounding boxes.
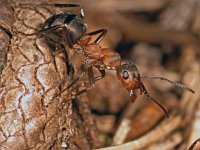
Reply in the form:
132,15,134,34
77,36,121,70
116,63,195,117
62,35,122,98
60,33,195,118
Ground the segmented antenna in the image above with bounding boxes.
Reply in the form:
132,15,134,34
140,82,169,118
141,76,195,93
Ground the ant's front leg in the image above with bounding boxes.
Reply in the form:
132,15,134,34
93,67,105,81
139,82,169,118
73,66,105,95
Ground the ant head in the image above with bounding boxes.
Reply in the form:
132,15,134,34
116,63,141,91
116,62,169,118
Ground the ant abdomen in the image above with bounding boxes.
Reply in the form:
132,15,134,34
42,13,87,44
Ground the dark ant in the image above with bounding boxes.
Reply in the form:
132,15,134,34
58,36,195,118
15,3,107,75
15,3,107,49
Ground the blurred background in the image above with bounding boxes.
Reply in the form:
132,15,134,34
56,0,200,149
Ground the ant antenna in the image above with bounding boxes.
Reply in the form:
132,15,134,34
140,82,169,118
141,76,195,93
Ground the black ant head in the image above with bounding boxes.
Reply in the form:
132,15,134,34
116,63,141,91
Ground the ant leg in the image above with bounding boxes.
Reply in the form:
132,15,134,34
68,66,105,98
87,66,95,87
62,26,74,49
59,66,105,105
188,138,200,150
48,4,85,19
61,26,74,74
139,82,169,118
86,29,107,44
55,72,87,99
18,3,80,8
94,68,105,81
61,87,91,105
44,3,85,19
15,24,64,36
68,66,105,91
18,3,85,19
79,66,105,93
66,66,99,99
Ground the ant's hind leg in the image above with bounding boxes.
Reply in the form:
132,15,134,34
18,3,80,8
62,26,74,49
15,25,63,36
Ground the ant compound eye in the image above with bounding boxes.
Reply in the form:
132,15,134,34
122,71,129,80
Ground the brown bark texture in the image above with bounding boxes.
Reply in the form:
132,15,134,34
0,0,97,149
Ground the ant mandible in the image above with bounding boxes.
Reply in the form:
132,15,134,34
59,35,195,118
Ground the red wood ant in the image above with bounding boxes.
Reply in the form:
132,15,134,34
59,36,195,118
14,3,195,117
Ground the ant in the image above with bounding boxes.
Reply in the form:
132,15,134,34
15,3,107,50
58,36,195,118
15,3,107,74
15,3,195,117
